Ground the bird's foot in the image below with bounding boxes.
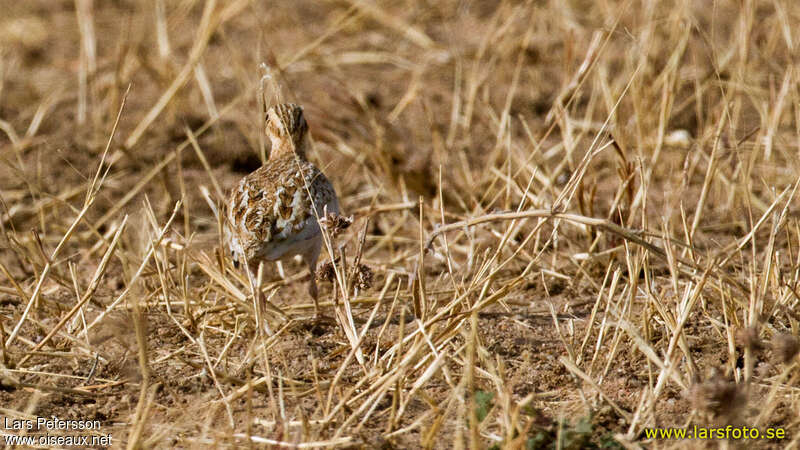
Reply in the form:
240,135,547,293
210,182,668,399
312,311,337,326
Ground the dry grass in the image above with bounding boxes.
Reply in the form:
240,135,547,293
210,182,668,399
1,0,800,448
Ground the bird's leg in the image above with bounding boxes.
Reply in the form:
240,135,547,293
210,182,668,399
303,238,331,322
308,267,320,317
246,261,272,335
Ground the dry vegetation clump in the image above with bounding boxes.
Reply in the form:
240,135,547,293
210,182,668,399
1,0,800,448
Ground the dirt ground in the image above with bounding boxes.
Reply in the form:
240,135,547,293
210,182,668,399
1,0,800,448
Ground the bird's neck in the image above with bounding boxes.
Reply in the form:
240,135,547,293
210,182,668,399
269,137,307,160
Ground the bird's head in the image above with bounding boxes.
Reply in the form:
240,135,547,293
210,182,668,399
265,103,309,159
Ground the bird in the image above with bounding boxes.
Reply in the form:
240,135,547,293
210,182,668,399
224,103,339,319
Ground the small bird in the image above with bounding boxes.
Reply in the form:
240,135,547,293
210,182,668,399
225,103,339,318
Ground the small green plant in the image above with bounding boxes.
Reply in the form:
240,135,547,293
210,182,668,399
474,390,495,423
491,414,623,450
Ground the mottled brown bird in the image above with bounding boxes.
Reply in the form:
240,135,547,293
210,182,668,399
225,103,339,317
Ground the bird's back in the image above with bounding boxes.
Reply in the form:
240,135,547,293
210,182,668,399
226,153,338,261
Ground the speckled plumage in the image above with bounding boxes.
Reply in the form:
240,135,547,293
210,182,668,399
226,154,338,260
225,103,339,316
